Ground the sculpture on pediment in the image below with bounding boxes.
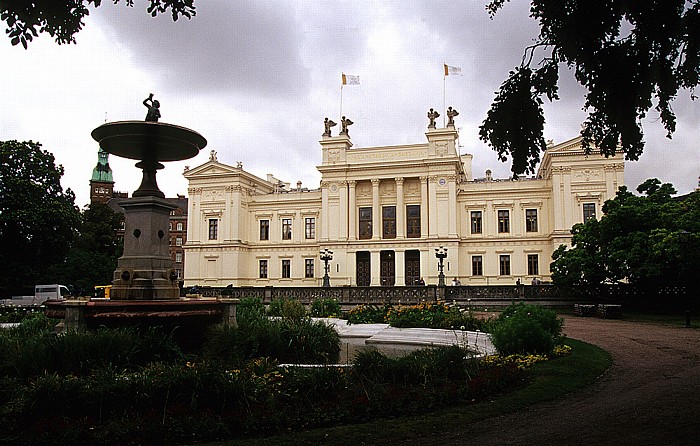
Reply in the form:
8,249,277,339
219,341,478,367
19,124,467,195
143,93,161,122
340,116,353,136
427,108,440,129
209,150,217,162
323,117,337,136
446,106,459,127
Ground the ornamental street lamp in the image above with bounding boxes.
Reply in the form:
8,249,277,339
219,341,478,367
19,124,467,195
435,246,447,287
320,248,333,287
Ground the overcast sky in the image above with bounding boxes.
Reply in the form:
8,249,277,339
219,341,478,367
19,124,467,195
1,0,698,207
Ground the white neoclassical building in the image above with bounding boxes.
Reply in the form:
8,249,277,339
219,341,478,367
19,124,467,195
182,123,624,287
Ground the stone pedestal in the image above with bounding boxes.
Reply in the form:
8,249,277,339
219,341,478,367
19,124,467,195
111,196,179,300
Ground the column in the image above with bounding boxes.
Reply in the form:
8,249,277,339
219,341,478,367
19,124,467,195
420,177,428,238
428,176,438,238
371,178,381,240
321,182,329,241
448,176,457,237
339,181,348,241
396,177,405,239
224,186,232,241
348,180,357,241
370,250,381,286
395,250,405,286
231,186,242,241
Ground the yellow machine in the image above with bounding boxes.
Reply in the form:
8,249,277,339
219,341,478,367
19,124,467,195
94,285,112,299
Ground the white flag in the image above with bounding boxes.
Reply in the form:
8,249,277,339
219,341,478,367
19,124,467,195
342,73,360,85
444,64,462,76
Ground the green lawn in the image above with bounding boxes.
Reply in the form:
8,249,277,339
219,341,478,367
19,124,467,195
205,338,611,446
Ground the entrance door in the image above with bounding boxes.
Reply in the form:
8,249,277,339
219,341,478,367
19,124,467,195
405,250,421,286
356,251,371,286
380,251,395,286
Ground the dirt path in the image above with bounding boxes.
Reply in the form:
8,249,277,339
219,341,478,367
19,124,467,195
407,317,700,446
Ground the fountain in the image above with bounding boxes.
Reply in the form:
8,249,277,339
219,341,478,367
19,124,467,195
45,96,238,341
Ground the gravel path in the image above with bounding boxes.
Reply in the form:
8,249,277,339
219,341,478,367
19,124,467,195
405,317,700,446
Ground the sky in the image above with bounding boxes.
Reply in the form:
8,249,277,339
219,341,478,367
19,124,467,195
1,0,698,208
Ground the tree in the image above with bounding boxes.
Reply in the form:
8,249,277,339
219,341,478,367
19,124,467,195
0,140,80,297
1,0,196,48
481,1,700,176
550,179,700,288
45,202,124,295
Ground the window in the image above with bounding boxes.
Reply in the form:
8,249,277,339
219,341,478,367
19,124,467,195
406,205,421,238
208,219,218,240
260,220,269,240
382,206,396,239
281,259,291,278
499,255,511,276
359,207,372,240
305,218,316,239
525,209,538,232
527,254,539,275
498,210,510,233
175,237,183,246
259,260,268,279
583,203,596,222
282,218,292,240
472,255,483,276
175,252,182,263
471,211,482,234
176,222,184,231
305,258,314,278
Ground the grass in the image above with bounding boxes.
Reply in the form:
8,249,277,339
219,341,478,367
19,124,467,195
204,337,611,446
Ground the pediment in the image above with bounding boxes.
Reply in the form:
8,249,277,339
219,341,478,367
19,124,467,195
545,136,585,154
184,160,239,178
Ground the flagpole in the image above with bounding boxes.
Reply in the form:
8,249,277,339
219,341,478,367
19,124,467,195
340,84,344,121
443,63,446,127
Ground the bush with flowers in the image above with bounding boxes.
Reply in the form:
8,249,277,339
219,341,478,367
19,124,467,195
385,301,485,331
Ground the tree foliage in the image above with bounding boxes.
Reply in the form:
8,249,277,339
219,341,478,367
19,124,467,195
45,202,124,295
0,140,80,297
481,1,700,175
1,0,196,48
551,179,700,287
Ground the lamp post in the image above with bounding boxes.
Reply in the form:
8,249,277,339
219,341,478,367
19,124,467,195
320,248,333,287
435,246,447,287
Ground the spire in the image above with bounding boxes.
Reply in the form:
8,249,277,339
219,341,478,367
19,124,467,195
91,148,114,183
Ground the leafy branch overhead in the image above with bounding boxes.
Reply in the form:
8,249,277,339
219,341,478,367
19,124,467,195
1,0,196,48
480,0,700,175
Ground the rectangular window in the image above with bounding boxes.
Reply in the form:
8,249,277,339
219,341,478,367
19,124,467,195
281,259,291,279
583,203,596,222
527,254,539,276
471,211,482,234
525,209,538,232
359,207,372,240
208,219,218,240
382,206,396,239
305,258,314,278
175,252,182,263
406,205,421,238
498,210,510,233
305,218,316,239
259,220,269,240
259,260,268,279
472,255,483,276
282,218,292,240
499,255,511,276
175,237,183,246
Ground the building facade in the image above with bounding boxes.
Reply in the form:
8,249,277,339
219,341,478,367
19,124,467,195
182,123,624,287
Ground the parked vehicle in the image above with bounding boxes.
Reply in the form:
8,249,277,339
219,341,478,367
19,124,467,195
94,285,112,299
34,284,70,303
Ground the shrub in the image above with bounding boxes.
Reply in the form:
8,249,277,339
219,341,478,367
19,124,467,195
346,304,391,324
203,316,340,365
236,297,266,324
489,303,563,355
386,301,484,331
310,298,341,317
267,297,307,318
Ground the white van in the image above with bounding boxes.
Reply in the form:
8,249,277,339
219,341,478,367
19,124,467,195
34,284,70,303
